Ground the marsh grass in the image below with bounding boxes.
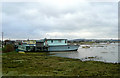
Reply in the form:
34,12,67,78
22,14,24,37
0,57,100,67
2,52,120,76
0,48,2,51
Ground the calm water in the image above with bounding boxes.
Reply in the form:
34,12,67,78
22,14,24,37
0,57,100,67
49,43,119,63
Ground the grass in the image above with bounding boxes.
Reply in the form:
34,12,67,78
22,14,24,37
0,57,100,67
2,51,120,76
0,47,2,51
0,47,2,77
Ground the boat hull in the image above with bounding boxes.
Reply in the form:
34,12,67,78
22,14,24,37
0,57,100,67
48,45,79,52
17,45,80,52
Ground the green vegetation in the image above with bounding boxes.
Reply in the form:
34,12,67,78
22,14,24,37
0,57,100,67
2,52,120,76
0,48,2,51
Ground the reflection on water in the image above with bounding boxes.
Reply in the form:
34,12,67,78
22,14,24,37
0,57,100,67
50,43,119,63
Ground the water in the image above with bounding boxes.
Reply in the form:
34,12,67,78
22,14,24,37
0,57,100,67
49,43,119,63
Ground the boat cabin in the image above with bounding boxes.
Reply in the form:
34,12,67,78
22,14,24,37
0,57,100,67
45,39,67,46
35,39,67,51
36,39,67,46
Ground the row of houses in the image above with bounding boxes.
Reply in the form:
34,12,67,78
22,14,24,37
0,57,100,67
68,39,120,43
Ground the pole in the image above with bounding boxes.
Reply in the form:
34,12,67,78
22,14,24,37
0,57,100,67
2,32,3,48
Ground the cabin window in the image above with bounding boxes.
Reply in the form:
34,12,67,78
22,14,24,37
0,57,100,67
58,40,61,43
65,40,67,43
51,40,53,43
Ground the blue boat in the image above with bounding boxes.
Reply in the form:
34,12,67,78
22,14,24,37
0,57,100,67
36,39,79,52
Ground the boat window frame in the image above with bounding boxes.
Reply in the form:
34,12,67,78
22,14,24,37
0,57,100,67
51,40,53,43
65,40,67,43
58,40,61,43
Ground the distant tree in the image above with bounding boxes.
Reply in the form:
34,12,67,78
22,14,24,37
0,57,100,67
4,40,10,42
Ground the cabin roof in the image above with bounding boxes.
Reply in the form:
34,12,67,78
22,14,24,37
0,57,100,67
46,39,67,40
36,39,67,42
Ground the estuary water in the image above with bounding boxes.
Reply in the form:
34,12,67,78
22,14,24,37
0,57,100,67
49,43,119,63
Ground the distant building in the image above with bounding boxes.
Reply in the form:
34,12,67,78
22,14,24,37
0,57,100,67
27,40,36,45
22,40,36,45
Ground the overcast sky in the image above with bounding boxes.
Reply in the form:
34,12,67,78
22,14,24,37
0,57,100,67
2,0,118,40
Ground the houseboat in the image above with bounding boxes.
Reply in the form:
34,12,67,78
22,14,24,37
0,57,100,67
36,39,79,52
17,39,79,52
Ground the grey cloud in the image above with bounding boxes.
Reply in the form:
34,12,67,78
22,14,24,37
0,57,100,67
2,2,118,39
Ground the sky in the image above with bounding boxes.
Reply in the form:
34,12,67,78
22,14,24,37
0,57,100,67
1,0,118,40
